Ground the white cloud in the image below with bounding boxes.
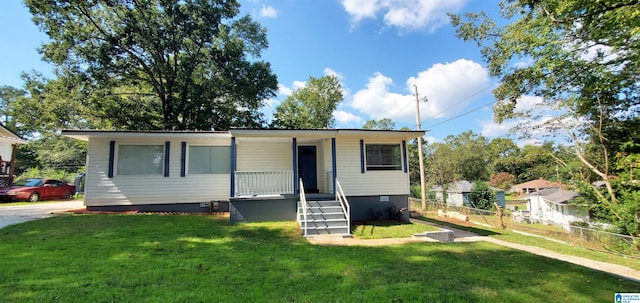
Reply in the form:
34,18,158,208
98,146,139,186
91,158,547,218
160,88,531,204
260,5,278,18
407,59,491,119
323,67,344,80
480,119,517,137
348,59,490,125
350,72,415,120
341,0,466,32
292,80,306,90
334,110,363,125
277,84,292,96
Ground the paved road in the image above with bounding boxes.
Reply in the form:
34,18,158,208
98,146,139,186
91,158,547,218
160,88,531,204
0,200,84,229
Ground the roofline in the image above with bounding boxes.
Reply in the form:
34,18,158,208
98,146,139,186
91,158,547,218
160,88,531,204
0,123,27,144
229,128,426,139
62,128,427,141
61,129,231,141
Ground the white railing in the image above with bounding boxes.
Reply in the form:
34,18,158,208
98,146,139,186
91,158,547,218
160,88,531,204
335,180,350,233
234,171,294,196
298,178,308,237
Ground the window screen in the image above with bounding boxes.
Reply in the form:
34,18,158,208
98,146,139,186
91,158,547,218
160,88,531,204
117,145,164,175
366,144,402,171
188,146,231,174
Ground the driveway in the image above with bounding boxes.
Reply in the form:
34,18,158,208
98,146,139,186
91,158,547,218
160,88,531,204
0,200,84,229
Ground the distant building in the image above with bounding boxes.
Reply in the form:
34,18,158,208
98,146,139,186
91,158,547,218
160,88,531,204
431,180,506,208
510,178,562,195
527,188,589,228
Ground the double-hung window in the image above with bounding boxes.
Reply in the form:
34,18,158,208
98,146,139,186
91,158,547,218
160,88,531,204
117,145,164,175
188,146,231,174
366,144,402,171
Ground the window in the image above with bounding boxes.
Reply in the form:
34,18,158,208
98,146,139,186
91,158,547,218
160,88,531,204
366,144,402,171
117,145,164,175
188,146,230,174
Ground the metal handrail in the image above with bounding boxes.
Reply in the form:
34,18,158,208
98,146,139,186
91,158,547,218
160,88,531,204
299,178,308,237
335,180,350,233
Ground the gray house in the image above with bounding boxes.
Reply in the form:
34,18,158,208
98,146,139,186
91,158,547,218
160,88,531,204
431,180,506,208
63,128,424,236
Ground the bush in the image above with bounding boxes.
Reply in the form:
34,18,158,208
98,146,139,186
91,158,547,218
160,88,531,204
16,167,81,183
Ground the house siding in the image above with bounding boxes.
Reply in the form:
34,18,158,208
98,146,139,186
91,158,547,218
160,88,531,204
84,137,230,207
335,137,409,196
235,140,292,171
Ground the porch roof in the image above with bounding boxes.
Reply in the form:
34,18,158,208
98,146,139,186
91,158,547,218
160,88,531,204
229,128,425,139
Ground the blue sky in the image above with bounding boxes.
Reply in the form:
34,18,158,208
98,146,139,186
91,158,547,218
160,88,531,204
0,0,519,143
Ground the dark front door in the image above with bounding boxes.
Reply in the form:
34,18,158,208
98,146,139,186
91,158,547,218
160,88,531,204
298,146,318,193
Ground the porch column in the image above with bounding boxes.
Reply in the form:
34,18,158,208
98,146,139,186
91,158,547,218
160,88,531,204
292,138,298,193
230,137,236,197
331,137,337,196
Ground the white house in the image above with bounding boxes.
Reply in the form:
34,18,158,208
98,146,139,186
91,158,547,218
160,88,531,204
63,128,424,235
0,123,27,186
527,188,589,228
431,180,506,208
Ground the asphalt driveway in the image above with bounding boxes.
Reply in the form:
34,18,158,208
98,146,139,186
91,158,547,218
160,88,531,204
0,200,84,229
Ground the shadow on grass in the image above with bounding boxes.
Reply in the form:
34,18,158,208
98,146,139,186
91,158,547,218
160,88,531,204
417,216,502,236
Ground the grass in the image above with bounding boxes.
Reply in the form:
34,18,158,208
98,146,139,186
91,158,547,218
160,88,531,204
0,214,638,302
351,221,440,239
419,215,640,271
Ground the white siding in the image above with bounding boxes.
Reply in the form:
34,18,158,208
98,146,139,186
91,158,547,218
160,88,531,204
85,137,230,206
335,136,409,196
236,140,292,171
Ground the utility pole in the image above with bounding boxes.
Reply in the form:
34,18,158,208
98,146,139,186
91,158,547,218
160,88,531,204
414,85,427,210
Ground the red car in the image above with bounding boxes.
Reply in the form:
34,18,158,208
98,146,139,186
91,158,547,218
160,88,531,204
0,178,76,202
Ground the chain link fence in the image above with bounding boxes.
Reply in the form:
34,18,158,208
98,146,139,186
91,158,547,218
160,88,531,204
409,198,640,258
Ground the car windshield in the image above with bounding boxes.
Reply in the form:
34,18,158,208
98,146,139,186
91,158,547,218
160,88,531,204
15,179,44,187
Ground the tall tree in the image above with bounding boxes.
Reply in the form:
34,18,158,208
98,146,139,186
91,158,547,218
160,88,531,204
0,85,26,134
26,0,278,130
451,0,640,234
271,75,343,129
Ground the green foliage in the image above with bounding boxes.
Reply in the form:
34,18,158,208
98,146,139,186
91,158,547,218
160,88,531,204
25,0,278,130
451,1,640,235
489,172,517,190
16,167,79,183
15,135,86,175
362,118,396,130
271,75,343,129
468,181,497,210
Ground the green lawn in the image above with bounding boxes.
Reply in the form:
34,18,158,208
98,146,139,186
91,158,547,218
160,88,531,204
352,221,440,239
0,214,638,302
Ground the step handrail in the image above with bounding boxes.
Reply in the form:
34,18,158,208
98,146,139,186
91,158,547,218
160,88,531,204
299,178,308,237
335,179,350,233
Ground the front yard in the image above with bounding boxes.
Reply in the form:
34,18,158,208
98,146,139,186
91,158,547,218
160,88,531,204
0,214,637,302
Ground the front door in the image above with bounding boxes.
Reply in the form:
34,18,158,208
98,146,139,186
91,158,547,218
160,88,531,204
298,146,318,193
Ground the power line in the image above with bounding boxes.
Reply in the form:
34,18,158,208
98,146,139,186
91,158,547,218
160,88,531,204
425,99,498,130
420,82,498,126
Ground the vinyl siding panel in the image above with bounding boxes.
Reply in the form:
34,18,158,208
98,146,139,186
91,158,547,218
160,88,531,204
335,137,409,196
84,137,230,206
235,140,293,171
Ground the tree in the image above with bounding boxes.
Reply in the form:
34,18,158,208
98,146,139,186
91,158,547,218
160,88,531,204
468,181,497,210
0,85,26,134
362,118,396,130
489,172,516,191
271,75,343,129
26,0,278,130
451,1,640,234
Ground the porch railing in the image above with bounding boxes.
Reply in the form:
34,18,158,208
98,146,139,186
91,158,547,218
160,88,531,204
298,178,308,237
234,171,294,196
335,180,351,233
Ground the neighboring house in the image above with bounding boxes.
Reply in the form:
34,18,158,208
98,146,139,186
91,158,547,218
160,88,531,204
510,178,562,195
62,128,423,234
526,188,589,228
0,123,28,187
431,180,506,208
